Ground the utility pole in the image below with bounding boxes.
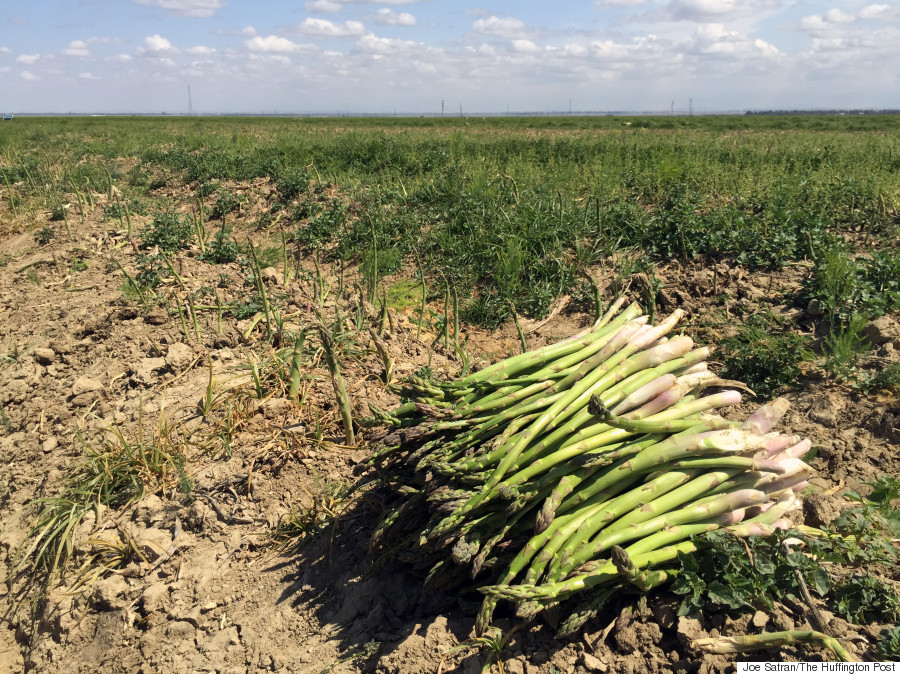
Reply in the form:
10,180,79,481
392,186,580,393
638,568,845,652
459,103,462,118
689,98,693,117
441,100,444,118
569,98,572,115
671,100,674,115
188,85,193,116
507,103,510,117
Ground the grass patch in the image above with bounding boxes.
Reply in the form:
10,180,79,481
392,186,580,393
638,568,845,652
10,421,191,587
384,278,423,312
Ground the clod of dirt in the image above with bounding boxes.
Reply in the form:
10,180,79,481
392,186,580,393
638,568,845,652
134,357,167,385
90,574,133,611
144,308,168,325
752,610,770,628
865,315,900,348
581,651,609,672
140,582,169,614
807,392,846,428
676,616,707,648
41,437,58,454
615,620,663,654
803,492,845,528
133,494,167,527
165,342,194,370
261,266,280,284
72,376,103,396
33,347,56,365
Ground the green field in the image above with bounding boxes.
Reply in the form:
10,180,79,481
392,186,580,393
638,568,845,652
2,114,898,367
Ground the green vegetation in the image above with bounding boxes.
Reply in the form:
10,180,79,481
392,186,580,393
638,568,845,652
719,313,813,399
0,115,896,332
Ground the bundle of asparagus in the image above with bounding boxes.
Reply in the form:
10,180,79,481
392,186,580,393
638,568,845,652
368,299,812,636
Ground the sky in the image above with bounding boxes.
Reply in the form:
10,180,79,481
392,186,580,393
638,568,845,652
0,0,897,114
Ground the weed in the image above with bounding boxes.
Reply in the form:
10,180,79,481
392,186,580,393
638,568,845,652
210,189,243,220
69,255,89,273
200,227,241,264
34,226,54,246
49,204,69,222
672,528,828,615
10,421,189,585
718,313,813,398
277,167,309,202
857,362,900,396
824,313,869,380
876,627,900,660
142,212,195,252
268,478,353,553
231,295,265,320
134,254,168,290
829,574,900,625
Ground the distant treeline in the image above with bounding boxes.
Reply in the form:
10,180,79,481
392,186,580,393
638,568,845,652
746,109,900,116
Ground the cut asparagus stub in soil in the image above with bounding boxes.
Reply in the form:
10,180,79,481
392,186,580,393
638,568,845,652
367,306,815,637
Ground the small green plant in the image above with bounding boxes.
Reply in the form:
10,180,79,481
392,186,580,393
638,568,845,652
719,313,813,398
857,362,900,396
276,167,309,202
34,226,54,246
200,228,241,264
231,294,265,320
824,313,868,380
876,626,900,660
829,574,900,625
10,421,190,586
672,529,828,616
141,212,195,252
134,254,168,290
268,478,353,553
69,255,89,273
210,189,243,220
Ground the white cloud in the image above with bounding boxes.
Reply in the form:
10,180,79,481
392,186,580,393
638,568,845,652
20,70,38,81
356,33,420,54
0,47,11,54
248,53,292,65
306,0,343,11
63,40,90,58
79,72,101,80
133,0,226,18
562,43,589,56
512,39,539,53
859,4,890,19
0,66,9,73
298,18,366,37
245,35,309,53
186,45,216,54
669,0,739,20
472,16,527,38
374,8,416,26
596,0,646,5
16,54,39,64
824,8,854,24
141,35,178,54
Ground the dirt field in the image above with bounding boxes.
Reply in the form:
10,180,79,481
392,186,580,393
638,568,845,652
1,181,899,674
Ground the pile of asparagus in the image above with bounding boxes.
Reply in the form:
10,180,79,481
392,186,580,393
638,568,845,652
368,299,812,636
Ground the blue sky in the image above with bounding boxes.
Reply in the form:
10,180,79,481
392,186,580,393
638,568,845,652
0,0,897,113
